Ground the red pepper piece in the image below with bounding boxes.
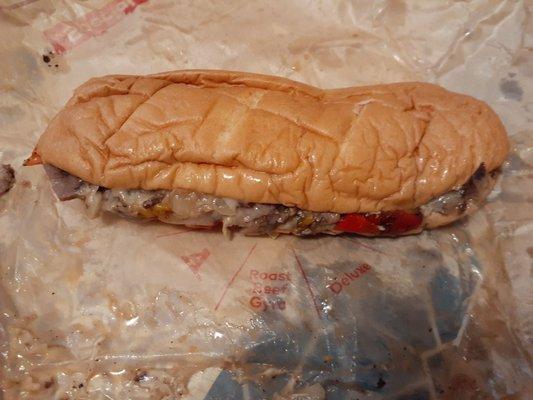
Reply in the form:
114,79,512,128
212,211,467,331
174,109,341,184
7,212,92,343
335,210,423,236
387,211,423,235
334,213,379,235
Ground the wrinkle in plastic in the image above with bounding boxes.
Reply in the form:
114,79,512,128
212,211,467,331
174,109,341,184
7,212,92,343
0,1,532,399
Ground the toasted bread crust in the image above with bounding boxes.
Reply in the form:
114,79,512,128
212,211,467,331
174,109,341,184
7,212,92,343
36,70,509,213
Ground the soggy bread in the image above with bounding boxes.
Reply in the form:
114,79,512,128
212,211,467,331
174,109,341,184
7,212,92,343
35,70,509,213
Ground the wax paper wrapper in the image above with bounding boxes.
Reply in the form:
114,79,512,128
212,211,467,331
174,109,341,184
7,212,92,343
0,1,532,399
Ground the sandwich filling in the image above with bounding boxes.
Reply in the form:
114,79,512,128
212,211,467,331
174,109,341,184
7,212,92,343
43,164,496,237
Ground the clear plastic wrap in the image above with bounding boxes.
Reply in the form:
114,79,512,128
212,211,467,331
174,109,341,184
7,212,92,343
0,1,531,399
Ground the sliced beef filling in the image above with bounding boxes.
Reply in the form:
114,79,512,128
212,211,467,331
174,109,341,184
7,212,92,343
44,164,83,199
420,164,497,229
44,164,497,236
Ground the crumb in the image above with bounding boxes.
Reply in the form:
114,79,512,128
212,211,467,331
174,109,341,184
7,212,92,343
134,371,148,383
376,377,386,389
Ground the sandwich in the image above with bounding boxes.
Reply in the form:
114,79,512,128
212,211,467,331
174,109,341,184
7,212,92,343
24,70,509,237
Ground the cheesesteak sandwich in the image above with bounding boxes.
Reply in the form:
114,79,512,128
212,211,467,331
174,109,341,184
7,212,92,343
25,70,509,236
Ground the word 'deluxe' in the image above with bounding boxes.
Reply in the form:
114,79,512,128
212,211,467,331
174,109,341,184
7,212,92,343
327,264,372,294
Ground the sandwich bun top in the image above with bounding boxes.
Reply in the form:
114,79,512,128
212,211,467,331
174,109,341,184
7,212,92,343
35,70,509,213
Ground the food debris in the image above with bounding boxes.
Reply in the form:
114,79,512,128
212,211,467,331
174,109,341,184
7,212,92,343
0,164,15,196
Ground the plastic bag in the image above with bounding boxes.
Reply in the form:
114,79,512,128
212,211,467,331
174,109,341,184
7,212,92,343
0,1,531,398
